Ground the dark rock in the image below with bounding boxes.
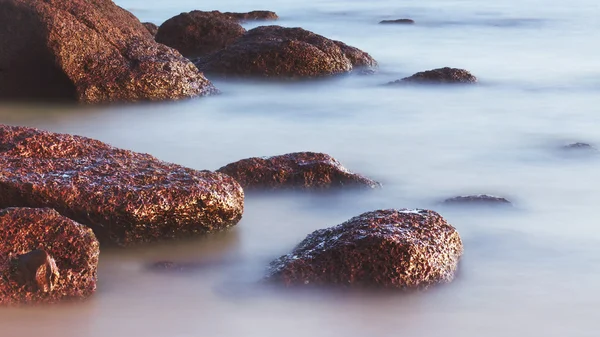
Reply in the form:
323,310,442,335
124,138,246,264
156,11,247,58
563,142,596,151
0,124,244,246
390,67,477,84
379,19,415,24
443,195,511,205
217,152,380,190
195,26,377,78
221,10,279,22
0,0,216,103
0,207,99,305
266,209,463,289
142,22,159,37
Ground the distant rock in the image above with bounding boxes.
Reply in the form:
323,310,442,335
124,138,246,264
217,152,380,190
0,207,99,305
156,11,247,58
379,19,415,24
389,67,477,84
443,195,512,205
220,10,278,21
0,0,216,103
0,124,244,246
562,142,596,151
195,26,377,78
266,209,463,289
142,22,159,37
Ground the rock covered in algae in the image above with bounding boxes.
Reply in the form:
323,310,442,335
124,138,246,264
0,124,244,246
267,209,463,289
0,207,99,305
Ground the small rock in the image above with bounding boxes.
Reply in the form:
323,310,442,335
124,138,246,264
443,195,512,205
266,209,463,289
142,22,159,37
389,67,477,84
221,10,278,21
0,207,99,305
217,152,380,190
379,19,415,24
562,142,596,150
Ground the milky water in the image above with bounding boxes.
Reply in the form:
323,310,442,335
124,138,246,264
1,0,599,336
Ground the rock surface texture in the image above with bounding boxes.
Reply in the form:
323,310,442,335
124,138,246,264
0,207,99,305
156,11,247,58
443,195,511,205
195,26,376,78
217,152,380,190
0,124,244,246
267,209,463,289
0,0,216,103
142,22,159,37
390,67,477,84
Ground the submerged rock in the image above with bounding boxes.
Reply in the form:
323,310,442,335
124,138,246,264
156,11,247,58
0,124,244,246
379,19,415,24
0,207,99,305
195,26,376,78
562,142,596,151
443,195,511,205
0,0,216,103
142,22,159,37
390,67,477,84
267,209,463,289
217,152,380,190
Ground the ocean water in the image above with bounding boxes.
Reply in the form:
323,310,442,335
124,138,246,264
1,0,599,336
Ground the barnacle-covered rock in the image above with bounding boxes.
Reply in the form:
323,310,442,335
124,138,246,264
267,209,463,289
0,124,244,246
390,67,477,84
0,207,99,305
217,152,380,190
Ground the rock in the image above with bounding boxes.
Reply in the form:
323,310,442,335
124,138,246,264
266,209,463,289
142,22,159,37
0,0,216,103
389,67,477,84
0,124,244,246
217,152,380,190
379,19,415,24
221,10,278,21
0,207,99,305
443,195,511,205
194,26,377,78
156,11,247,58
562,142,596,151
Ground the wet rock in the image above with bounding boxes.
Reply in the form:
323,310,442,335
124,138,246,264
379,19,415,24
220,10,279,22
0,124,244,246
142,22,159,37
0,207,99,305
267,209,463,289
195,26,377,78
217,152,380,190
443,195,511,205
156,11,247,58
390,67,477,84
0,0,216,103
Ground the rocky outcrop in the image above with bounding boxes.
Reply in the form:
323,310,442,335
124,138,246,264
0,124,244,246
194,26,377,78
267,209,463,289
156,11,247,58
142,22,159,37
221,10,278,22
0,0,216,103
390,67,477,84
217,152,380,190
0,207,99,305
443,195,511,205
379,19,415,24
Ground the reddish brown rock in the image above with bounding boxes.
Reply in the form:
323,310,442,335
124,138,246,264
142,22,159,37
443,195,511,205
0,124,244,246
267,209,463,289
221,10,278,22
0,0,216,103
194,26,377,78
217,152,380,190
390,67,477,84
379,19,415,24
0,207,99,305
156,11,247,58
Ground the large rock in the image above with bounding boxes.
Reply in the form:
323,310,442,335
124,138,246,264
194,26,377,78
389,67,477,84
267,209,463,289
0,124,244,246
217,152,380,190
156,11,247,58
0,207,99,305
0,0,216,103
